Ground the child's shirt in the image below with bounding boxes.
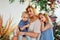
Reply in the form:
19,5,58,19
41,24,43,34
18,20,29,32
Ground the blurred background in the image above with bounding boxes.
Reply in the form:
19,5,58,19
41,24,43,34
0,0,60,40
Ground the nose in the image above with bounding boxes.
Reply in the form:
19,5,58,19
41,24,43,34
41,19,43,22
28,12,31,15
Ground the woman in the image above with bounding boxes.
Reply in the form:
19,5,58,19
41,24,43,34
19,6,41,40
38,13,54,40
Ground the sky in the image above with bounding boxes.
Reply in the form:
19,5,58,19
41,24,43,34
0,0,60,26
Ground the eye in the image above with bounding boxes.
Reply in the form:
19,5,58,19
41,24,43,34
28,10,31,13
23,17,28,18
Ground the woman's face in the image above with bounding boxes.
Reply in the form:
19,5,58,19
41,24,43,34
39,15,46,22
27,8,35,17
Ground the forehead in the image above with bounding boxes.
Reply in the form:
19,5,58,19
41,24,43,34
22,14,28,17
39,14,44,17
28,8,33,10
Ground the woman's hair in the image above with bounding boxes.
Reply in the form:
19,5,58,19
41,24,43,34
26,5,38,16
26,5,35,12
38,13,50,23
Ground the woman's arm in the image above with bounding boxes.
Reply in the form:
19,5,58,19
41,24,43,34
24,19,41,38
41,22,51,32
19,32,39,38
25,32,39,38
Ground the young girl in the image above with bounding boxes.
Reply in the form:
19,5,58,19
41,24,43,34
38,13,54,40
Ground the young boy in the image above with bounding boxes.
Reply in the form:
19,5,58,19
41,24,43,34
18,11,31,40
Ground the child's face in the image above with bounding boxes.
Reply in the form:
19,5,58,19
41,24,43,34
22,14,28,21
39,15,46,22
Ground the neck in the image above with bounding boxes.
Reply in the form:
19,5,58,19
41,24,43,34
30,15,37,22
30,15,37,19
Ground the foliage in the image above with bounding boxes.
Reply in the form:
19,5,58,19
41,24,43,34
9,0,49,11
53,23,60,40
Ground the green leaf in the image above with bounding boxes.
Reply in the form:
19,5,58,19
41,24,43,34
9,0,15,4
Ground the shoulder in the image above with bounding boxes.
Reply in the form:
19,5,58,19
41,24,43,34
34,19,41,28
33,19,41,33
49,22,54,27
35,19,41,24
18,20,23,25
19,20,24,23
20,20,23,22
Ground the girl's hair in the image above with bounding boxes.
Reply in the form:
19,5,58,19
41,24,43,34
38,13,50,23
38,13,54,27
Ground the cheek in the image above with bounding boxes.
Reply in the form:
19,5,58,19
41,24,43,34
22,18,25,20
40,18,45,22
29,13,34,17
41,19,44,22
43,18,46,22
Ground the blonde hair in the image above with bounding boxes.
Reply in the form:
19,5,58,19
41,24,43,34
22,11,29,18
38,13,50,23
26,5,37,16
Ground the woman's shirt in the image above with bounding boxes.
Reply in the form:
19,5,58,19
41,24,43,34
28,19,41,40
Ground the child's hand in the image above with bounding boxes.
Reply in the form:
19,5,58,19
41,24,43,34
41,21,44,25
24,24,29,28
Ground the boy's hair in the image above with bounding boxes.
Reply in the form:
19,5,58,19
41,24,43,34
22,11,29,18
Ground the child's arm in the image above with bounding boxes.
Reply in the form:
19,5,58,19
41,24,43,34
41,22,51,32
20,24,29,30
23,24,29,28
